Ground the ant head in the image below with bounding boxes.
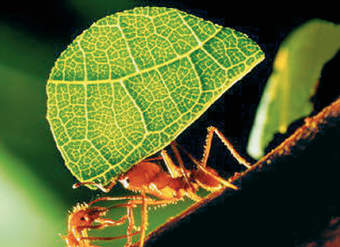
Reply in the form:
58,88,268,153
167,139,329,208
69,203,108,227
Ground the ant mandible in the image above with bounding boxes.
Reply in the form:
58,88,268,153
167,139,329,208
73,126,252,247
61,195,147,247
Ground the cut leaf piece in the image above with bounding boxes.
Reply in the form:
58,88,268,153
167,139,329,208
46,7,264,188
247,19,340,159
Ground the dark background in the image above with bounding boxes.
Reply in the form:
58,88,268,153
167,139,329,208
0,1,339,247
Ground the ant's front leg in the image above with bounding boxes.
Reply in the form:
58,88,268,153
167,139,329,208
78,208,140,246
72,179,118,193
85,195,152,247
81,231,140,244
125,205,139,247
113,203,140,247
114,193,149,247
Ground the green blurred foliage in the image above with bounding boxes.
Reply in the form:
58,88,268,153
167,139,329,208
247,19,340,158
0,24,71,192
0,24,79,247
0,145,65,246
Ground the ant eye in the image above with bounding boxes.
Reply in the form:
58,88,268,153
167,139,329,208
80,216,89,221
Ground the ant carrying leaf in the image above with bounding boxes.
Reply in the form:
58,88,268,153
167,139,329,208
73,126,252,246
47,6,263,247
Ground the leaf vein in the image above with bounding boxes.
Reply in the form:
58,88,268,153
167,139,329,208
118,80,149,133
117,16,140,73
48,26,223,85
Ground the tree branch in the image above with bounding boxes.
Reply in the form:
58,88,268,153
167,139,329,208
141,97,340,247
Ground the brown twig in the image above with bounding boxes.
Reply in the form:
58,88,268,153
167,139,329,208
140,96,340,246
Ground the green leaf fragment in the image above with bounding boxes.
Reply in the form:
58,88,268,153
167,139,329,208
247,19,340,159
46,7,264,188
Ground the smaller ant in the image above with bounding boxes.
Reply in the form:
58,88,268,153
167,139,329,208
74,126,252,247
61,196,146,247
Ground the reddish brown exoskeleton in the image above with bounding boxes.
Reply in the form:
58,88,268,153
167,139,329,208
73,126,252,247
61,197,143,247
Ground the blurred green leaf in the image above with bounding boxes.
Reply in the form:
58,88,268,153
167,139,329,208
0,24,96,247
0,25,52,77
0,24,54,158
247,19,340,158
0,145,66,247
0,24,78,198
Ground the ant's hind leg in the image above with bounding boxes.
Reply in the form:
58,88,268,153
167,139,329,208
173,141,238,190
160,149,182,178
201,126,252,169
161,147,197,197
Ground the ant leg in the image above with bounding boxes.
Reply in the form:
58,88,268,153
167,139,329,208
142,156,163,162
201,126,252,168
109,202,142,247
118,193,157,247
76,216,139,246
86,195,153,246
160,145,203,201
81,231,140,242
138,192,148,247
72,179,117,193
125,206,136,247
113,194,152,247
119,197,190,246
88,195,144,206
79,200,143,246
161,148,200,201
160,149,182,178
173,142,238,190
172,143,201,194
170,142,191,180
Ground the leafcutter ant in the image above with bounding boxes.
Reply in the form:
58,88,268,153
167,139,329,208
73,126,252,247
